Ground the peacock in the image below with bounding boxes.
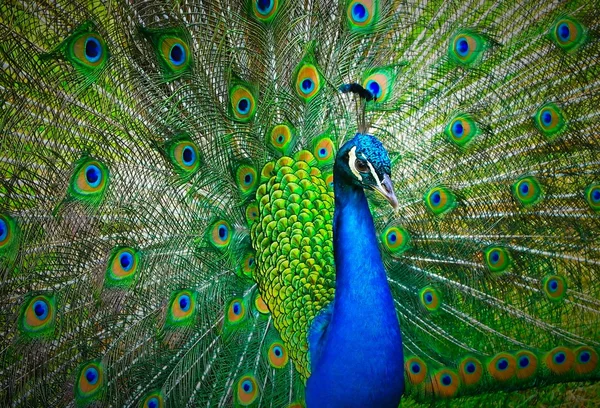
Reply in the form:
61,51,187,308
1,0,600,406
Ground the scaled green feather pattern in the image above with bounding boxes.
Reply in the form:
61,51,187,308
251,154,336,378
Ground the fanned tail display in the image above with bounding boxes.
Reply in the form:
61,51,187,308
1,0,599,406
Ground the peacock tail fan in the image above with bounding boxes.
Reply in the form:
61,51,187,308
0,0,599,407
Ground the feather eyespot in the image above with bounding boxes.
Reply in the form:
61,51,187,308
236,165,258,197
512,176,543,207
20,294,55,336
550,17,586,52
585,183,600,211
347,0,378,30
314,136,335,165
230,85,257,122
294,64,321,101
545,347,575,374
362,68,394,102
483,246,511,273
445,114,478,147
105,247,139,288
533,103,566,139
515,350,538,379
167,290,197,326
70,32,108,69
0,214,16,250
253,293,270,315
69,158,109,203
432,369,460,398
269,124,294,154
252,0,279,22
488,353,516,381
236,374,259,405
76,361,104,402
159,37,191,72
169,140,200,175
542,275,567,302
419,286,441,312
210,220,232,249
239,252,256,278
381,226,411,255
459,356,483,386
573,346,598,374
449,31,488,66
246,202,260,225
405,356,427,384
424,186,456,216
227,298,246,324
267,341,289,368
142,392,164,408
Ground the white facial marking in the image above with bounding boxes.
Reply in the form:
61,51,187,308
366,160,384,190
348,146,362,181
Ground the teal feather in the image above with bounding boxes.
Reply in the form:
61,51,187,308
1,0,599,406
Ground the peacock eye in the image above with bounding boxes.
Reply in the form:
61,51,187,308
355,159,369,173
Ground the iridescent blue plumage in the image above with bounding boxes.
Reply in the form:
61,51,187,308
306,134,404,407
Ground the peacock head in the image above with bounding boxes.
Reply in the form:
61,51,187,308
335,133,398,209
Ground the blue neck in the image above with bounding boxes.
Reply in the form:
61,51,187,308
305,177,404,407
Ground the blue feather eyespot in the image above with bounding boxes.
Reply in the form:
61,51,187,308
166,290,197,327
105,247,139,288
533,103,566,139
227,298,247,324
362,68,394,102
236,164,258,197
488,353,516,381
573,346,598,375
269,124,295,154
512,176,543,207
239,252,256,279
159,37,191,72
267,341,289,368
230,84,257,121
381,226,411,255
419,286,441,312
542,274,567,302
236,374,259,405
347,0,379,31
252,0,279,22
432,369,459,398
404,357,427,384
515,350,538,379
424,186,456,216
76,361,104,403
69,158,109,204
294,63,321,101
449,31,488,66
550,17,587,52
545,347,575,374
209,220,232,249
0,214,18,252
585,183,600,211
459,356,482,386
313,135,335,165
483,246,511,274
19,294,56,337
166,138,201,176
445,114,478,147
142,392,164,408
69,30,109,71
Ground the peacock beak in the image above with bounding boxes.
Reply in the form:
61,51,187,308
373,174,399,210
